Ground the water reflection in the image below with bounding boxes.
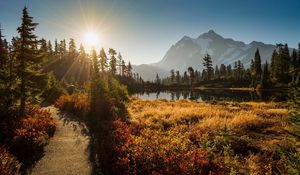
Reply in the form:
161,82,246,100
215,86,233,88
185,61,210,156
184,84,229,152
134,89,289,102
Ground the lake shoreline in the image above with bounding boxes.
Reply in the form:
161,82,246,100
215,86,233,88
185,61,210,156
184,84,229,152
133,88,289,102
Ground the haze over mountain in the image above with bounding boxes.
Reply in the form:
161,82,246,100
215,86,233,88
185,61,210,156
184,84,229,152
133,30,277,80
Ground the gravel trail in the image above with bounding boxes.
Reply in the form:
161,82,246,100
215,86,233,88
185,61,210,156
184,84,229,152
30,106,92,175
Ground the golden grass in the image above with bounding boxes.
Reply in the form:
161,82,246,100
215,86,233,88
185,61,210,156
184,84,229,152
125,98,299,173
128,98,293,146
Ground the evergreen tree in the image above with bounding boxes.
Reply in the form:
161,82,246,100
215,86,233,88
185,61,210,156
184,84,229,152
233,60,243,81
99,48,108,73
291,49,298,83
188,67,194,84
234,61,238,80
117,52,123,75
54,39,59,55
68,38,76,54
214,65,220,79
252,49,262,87
276,44,291,83
183,71,188,84
254,49,262,76
170,69,175,82
47,40,53,55
260,61,271,89
60,39,67,55
91,47,100,77
39,38,48,60
121,60,126,76
226,64,232,79
108,48,117,76
17,7,47,117
156,74,160,85
176,71,180,84
296,43,300,84
127,61,132,78
270,50,279,78
78,44,86,62
220,64,226,79
202,54,213,80
0,25,8,74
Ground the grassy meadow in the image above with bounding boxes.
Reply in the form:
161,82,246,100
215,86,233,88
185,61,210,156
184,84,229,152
111,97,299,174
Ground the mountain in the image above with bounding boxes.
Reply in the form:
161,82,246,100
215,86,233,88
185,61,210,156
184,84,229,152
133,30,277,80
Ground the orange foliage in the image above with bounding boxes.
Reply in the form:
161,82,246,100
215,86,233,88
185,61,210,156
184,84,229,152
11,105,57,160
112,119,224,175
55,93,90,119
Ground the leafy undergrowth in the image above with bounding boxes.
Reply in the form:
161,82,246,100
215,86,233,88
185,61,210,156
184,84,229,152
54,93,90,120
0,105,57,174
111,98,299,174
0,146,21,175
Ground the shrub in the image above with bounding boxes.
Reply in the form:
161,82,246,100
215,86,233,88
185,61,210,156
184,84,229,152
11,105,56,162
112,119,224,175
0,146,21,175
42,73,67,103
55,93,90,120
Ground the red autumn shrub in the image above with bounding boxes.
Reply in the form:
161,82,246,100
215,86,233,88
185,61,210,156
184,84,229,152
0,146,21,175
11,105,56,161
55,93,90,120
112,119,224,175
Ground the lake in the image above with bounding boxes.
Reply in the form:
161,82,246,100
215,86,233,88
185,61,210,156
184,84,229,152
134,89,289,102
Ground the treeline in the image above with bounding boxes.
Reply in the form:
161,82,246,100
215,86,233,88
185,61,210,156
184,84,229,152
157,44,300,89
1,22,144,95
42,38,145,88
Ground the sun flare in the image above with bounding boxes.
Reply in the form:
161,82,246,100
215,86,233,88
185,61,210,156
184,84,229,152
84,31,98,46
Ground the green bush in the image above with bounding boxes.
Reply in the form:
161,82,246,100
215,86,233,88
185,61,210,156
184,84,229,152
42,73,67,103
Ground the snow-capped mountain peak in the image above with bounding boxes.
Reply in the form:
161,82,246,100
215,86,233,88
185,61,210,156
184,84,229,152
133,30,277,80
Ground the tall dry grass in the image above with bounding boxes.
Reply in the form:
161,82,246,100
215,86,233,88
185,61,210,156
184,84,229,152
121,98,297,174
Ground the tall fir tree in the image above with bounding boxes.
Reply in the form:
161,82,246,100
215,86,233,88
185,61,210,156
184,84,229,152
127,61,132,78
270,50,279,79
121,60,126,76
117,52,123,75
17,7,47,117
91,47,100,77
220,64,226,79
68,38,76,54
188,67,194,84
291,49,298,83
214,65,220,80
252,49,262,87
170,69,175,82
156,74,160,85
176,70,180,84
0,25,8,76
60,39,67,55
39,38,48,61
260,61,271,89
108,48,117,75
47,40,53,56
202,54,213,80
54,39,59,56
99,48,108,73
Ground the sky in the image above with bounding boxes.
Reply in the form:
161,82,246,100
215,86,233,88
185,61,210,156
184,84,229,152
0,0,300,65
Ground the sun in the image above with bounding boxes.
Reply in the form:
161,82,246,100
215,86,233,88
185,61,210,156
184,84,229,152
84,31,99,47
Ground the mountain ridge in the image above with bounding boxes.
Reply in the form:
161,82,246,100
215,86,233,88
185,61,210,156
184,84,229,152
133,30,278,80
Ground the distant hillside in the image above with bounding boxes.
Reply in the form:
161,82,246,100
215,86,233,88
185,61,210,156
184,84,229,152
133,30,279,80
